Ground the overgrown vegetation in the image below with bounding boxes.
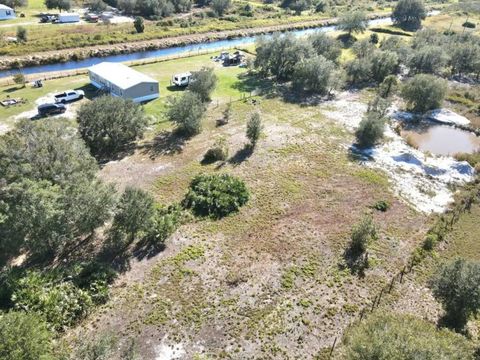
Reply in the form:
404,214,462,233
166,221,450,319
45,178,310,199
183,173,249,218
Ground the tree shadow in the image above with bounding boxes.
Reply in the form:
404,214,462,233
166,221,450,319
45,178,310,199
166,85,186,93
228,144,253,166
74,84,101,100
2,86,22,94
132,238,166,261
97,143,137,166
231,72,275,95
139,129,187,159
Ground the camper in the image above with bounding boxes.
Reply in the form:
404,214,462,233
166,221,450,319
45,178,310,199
0,4,15,20
56,13,80,23
172,72,192,87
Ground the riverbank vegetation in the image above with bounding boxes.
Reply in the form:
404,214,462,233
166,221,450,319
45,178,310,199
1,1,480,358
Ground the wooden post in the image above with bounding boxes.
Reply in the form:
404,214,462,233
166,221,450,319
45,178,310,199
400,268,405,283
371,295,377,311
389,276,395,293
377,288,384,307
329,337,337,358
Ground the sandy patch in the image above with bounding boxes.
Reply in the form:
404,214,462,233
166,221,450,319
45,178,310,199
154,336,185,360
323,92,475,213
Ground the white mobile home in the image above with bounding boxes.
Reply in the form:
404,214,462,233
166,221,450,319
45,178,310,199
88,62,159,103
0,5,15,20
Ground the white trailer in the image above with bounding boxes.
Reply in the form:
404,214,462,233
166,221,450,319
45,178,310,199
0,5,15,20
57,13,80,23
172,72,192,87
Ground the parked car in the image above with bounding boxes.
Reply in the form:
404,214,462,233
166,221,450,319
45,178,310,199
37,103,66,116
85,13,99,22
54,89,84,103
40,14,57,23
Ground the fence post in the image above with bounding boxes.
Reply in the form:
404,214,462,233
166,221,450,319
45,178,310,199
400,267,405,283
329,337,337,358
388,275,395,293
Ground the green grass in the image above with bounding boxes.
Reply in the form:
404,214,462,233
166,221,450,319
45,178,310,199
0,52,250,128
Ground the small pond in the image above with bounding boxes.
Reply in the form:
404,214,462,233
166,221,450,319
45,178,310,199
401,124,480,156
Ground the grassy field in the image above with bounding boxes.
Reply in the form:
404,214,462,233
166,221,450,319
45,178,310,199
10,50,432,358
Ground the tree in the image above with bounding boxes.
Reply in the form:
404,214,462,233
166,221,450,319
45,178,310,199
343,312,475,359
187,67,217,103
12,73,25,88
246,112,262,148
0,311,53,360
337,11,367,36
280,0,311,14
293,55,343,94
111,187,155,242
430,259,480,330
44,0,71,11
183,173,249,218
16,26,26,42
401,74,447,113
0,0,27,8
392,0,427,30
89,0,107,12
370,50,398,83
133,16,144,33
369,33,379,44
77,96,148,156
166,91,205,136
378,75,398,98
210,0,230,16
349,214,377,255
255,34,314,81
308,32,342,63
355,111,385,148
408,46,448,75
203,136,229,163
450,43,480,76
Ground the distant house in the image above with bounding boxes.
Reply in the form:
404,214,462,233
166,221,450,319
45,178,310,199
0,4,16,20
88,62,159,103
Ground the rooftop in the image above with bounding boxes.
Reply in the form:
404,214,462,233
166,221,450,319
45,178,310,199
88,62,158,90
0,4,13,10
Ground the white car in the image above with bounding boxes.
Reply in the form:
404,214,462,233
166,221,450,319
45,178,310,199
54,89,85,103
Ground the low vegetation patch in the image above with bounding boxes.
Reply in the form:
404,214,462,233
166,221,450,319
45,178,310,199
183,173,249,218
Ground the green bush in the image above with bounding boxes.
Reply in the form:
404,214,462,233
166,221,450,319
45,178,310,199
401,74,447,113
146,204,184,245
134,16,145,33
12,271,93,331
355,111,386,148
188,67,218,103
0,311,54,360
343,312,475,359
246,112,263,147
423,233,438,251
369,33,379,44
430,258,480,331
183,173,249,218
167,91,206,136
349,215,377,255
462,21,476,29
373,200,390,212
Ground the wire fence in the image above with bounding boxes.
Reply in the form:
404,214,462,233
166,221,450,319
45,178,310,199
327,185,480,358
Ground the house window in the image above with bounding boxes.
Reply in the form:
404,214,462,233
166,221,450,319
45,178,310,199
150,85,154,92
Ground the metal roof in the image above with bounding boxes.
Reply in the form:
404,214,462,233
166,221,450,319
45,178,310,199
0,4,13,10
88,62,158,90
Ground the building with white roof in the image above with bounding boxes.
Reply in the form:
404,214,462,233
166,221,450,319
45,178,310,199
0,4,16,20
88,62,159,103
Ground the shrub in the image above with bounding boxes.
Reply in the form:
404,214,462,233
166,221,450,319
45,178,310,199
293,55,343,94
369,32,379,44
12,73,25,88
74,333,117,360
349,214,377,255
134,16,145,33
188,67,217,103
370,50,399,83
111,187,156,243
422,233,438,250
378,75,398,98
211,0,231,16
408,46,448,75
343,312,475,359
462,21,476,29
308,31,342,63
203,136,229,163
401,74,448,113
167,91,205,136
183,173,249,218
12,271,93,331
246,112,262,147
16,26,27,42
392,0,427,30
146,204,184,245
355,111,385,148
337,11,367,36
430,258,480,330
77,96,148,156
0,311,53,360
373,200,390,212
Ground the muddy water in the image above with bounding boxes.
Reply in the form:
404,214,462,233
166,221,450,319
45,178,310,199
402,125,480,156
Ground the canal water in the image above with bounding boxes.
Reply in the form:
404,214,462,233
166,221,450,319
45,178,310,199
0,17,394,78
